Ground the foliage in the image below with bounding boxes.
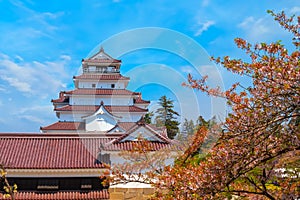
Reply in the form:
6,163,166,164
155,95,180,139
179,116,220,153
152,11,300,199
182,118,195,136
144,111,154,124
196,115,209,128
196,115,218,130
0,165,17,200
110,137,180,186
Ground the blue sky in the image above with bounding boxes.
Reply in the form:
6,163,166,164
0,0,299,132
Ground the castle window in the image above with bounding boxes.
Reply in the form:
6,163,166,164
92,84,96,88
37,179,59,190
81,179,92,189
111,84,115,88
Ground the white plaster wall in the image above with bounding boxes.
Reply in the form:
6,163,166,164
59,113,89,121
70,96,133,106
85,115,116,132
134,104,149,109
117,113,144,122
59,112,144,122
78,81,125,89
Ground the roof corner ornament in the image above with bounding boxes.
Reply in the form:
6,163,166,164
136,115,146,126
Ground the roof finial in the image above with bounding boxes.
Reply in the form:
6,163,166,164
100,46,104,52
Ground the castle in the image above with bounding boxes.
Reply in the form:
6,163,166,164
0,48,174,199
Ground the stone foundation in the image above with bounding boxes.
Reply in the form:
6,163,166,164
109,183,155,200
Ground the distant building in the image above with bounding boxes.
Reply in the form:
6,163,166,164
0,48,174,199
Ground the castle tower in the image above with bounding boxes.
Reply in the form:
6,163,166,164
41,48,166,139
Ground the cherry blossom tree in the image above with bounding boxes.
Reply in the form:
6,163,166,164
152,11,300,199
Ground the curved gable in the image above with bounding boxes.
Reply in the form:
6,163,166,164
83,104,119,132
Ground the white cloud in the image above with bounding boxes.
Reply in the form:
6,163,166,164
18,105,53,114
60,55,71,61
0,85,6,92
0,118,6,124
180,65,194,74
0,2,64,54
201,0,210,7
290,6,300,14
25,11,64,32
0,54,69,97
18,115,45,124
11,1,64,30
238,17,255,29
194,20,215,36
199,65,223,87
238,17,270,34
238,16,285,43
15,55,24,62
1,76,32,93
180,65,200,77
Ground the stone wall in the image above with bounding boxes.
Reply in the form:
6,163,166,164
109,183,155,200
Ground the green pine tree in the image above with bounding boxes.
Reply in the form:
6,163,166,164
143,112,153,124
182,118,195,136
155,95,180,139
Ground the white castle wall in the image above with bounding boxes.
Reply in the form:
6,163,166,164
85,115,116,132
70,96,134,106
118,113,144,122
59,112,144,122
78,81,125,89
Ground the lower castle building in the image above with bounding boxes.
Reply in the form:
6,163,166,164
0,48,175,199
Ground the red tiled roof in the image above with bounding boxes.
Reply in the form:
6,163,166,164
73,74,129,80
103,141,174,151
114,122,169,144
0,190,109,200
134,98,150,104
51,96,69,103
0,135,110,169
83,58,121,63
105,105,147,113
117,122,136,131
64,89,136,96
55,105,148,113
40,121,85,131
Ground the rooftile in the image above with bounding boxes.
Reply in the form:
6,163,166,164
55,105,148,112
64,89,134,95
40,121,85,131
74,74,129,80
0,136,110,169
